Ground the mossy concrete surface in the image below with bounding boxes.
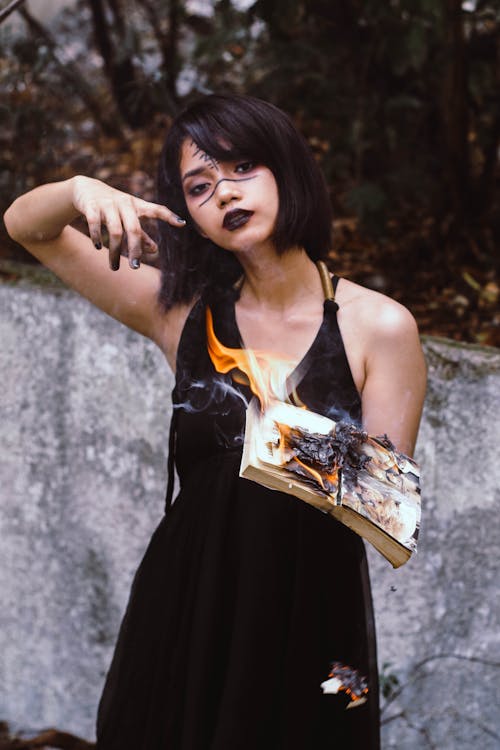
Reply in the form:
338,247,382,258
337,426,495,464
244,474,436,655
1,270,499,747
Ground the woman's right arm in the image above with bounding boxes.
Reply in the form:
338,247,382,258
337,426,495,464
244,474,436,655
3,176,188,358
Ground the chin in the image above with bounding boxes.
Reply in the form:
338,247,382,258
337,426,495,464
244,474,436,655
226,236,268,254
226,229,276,254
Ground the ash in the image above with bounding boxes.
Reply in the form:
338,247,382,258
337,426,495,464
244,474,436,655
285,422,372,479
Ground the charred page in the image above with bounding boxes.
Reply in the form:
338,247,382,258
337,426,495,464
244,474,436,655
240,399,421,568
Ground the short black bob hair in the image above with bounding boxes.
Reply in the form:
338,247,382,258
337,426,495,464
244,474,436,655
156,93,333,310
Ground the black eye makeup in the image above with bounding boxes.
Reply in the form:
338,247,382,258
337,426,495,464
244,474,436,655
188,183,210,198
235,161,255,173
183,160,260,207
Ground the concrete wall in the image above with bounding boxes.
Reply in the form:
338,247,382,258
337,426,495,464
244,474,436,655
369,336,500,748
1,273,499,747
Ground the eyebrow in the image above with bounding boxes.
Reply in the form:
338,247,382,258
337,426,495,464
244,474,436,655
182,166,209,182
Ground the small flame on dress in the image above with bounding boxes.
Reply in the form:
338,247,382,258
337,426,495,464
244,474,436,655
206,307,297,411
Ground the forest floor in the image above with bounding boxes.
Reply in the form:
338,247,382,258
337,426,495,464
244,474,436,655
330,218,500,349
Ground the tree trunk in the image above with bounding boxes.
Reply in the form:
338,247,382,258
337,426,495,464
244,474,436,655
164,0,180,101
441,0,470,222
476,25,500,221
137,0,180,114
87,0,153,128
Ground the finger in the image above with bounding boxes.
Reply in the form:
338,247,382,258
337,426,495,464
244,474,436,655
142,250,159,259
140,229,159,256
134,198,186,227
119,204,143,270
85,202,103,249
102,206,124,271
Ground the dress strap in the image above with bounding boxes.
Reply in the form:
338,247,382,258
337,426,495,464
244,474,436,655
316,260,335,301
316,260,339,310
164,408,178,515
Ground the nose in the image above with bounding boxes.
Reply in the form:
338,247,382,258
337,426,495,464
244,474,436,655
216,179,242,208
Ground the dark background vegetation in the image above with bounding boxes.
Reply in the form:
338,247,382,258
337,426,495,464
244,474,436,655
1,0,499,345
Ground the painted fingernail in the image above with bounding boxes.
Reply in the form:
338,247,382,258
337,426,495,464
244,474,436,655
131,259,140,269
110,259,120,272
94,241,102,250
175,215,186,224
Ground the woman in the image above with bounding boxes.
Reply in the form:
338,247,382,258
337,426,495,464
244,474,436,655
4,94,426,749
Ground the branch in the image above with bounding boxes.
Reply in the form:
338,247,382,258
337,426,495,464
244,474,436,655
444,707,500,743
381,709,438,749
136,0,180,114
411,651,500,671
381,652,500,716
0,0,26,25
466,716,500,743
380,672,500,750
18,5,122,137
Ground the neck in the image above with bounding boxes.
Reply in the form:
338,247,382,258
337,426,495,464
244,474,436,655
236,244,323,311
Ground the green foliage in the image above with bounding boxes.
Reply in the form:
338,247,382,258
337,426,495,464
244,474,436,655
379,660,401,701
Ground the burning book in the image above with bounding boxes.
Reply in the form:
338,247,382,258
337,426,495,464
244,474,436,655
240,399,421,568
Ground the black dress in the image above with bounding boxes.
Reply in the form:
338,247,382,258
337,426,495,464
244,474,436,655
96,275,380,750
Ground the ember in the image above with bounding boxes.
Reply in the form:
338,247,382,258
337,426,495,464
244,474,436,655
320,661,369,708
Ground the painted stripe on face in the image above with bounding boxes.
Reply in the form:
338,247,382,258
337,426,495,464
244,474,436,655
191,141,220,172
198,176,258,207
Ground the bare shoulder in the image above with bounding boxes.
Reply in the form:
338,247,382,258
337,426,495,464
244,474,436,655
336,277,419,342
335,278,426,454
333,276,425,397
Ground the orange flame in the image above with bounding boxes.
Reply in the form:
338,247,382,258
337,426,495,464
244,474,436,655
276,422,339,492
206,307,296,410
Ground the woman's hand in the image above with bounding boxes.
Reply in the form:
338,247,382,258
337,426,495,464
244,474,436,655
4,176,190,348
71,176,186,271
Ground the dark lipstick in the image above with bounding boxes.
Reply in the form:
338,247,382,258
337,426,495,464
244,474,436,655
222,209,253,231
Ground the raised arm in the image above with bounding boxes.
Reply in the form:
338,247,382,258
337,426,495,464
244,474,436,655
3,176,188,359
